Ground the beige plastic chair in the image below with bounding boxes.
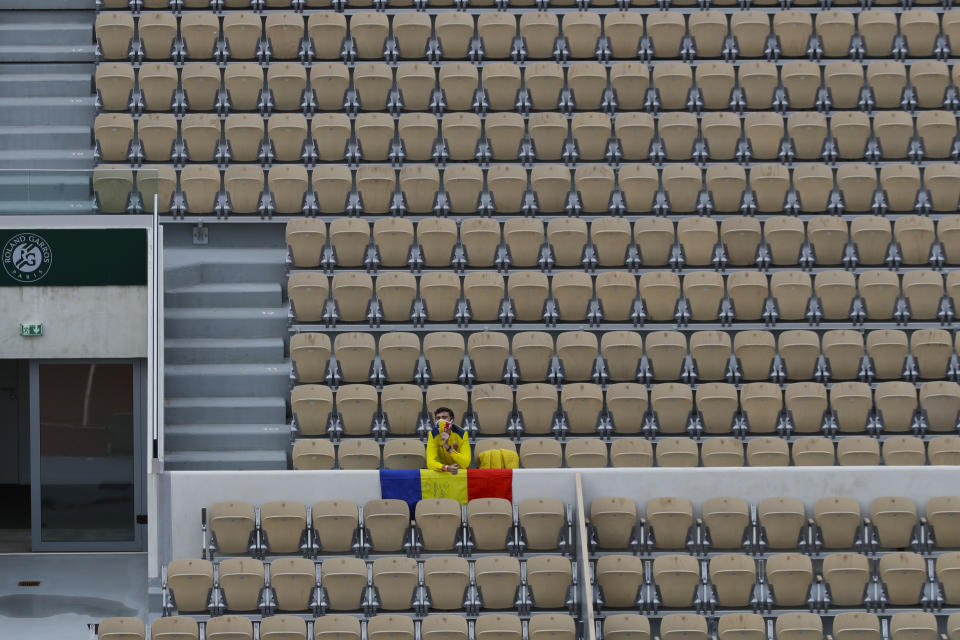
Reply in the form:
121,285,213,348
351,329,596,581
596,555,643,607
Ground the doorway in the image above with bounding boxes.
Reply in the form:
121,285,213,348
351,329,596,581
29,360,146,551
0,360,29,552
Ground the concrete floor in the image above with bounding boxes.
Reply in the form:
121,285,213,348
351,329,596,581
0,553,147,639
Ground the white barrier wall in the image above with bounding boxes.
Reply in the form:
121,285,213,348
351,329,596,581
159,467,960,573
160,469,579,567
578,466,960,512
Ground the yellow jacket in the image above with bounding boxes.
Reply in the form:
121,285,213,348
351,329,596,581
426,422,471,472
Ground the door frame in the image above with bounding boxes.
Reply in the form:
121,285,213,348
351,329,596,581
29,358,146,552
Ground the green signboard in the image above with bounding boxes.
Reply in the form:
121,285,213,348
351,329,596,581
0,229,147,287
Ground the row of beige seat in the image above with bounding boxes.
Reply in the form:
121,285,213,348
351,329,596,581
593,550,960,610
589,495,960,552
291,329,960,385
293,434,960,469
206,497,567,556
97,613,574,640
287,269,960,326
287,214,960,271
93,0,960,9
292,377,960,438
93,161,960,216
97,110,960,168
94,59,960,115
95,10,960,65
163,555,575,614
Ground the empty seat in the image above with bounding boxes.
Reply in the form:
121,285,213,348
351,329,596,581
831,383,873,433
292,439,335,470
219,558,265,612
710,555,756,607
335,439,381,470
473,556,521,610
890,612,937,640
792,437,836,467
766,555,813,607
98,618,145,640
423,557,469,610
205,616,253,640
655,437,700,468
652,557,700,607
167,559,214,612
882,436,926,466
837,436,881,466
596,555,644,608
647,497,694,550
879,553,926,605
871,497,918,549
96,13,134,60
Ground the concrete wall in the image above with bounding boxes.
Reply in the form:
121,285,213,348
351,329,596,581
0,285,147,358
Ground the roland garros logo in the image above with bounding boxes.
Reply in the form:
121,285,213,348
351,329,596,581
2,233,52,283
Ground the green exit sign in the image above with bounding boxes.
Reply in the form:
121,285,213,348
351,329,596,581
20,323,42,337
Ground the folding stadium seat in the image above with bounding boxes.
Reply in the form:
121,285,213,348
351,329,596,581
928,437,960,466
647,332,688,383
464,334,508,386
519,13,559,61
859,271,900,321
835,436,881,465
564,438,608,468
425,384,469,425
788,113,829,161
866,329,909,381
422,557,470,611
205,616,252,640
265,114,308,164
260,616,307,640
751,164,791,213
441,166,482,216
514,383,558,436
740,62,779,110
268,165,307,215
756,498,804,549
522,113,565,162
333,332,376,384
638,272,681,324
517,497,565,552
292,439,335,470
890,612,938,640
572,166,613,215
260,65,309,113
263,14,303,62
223,114,263,163
396,64,436,113
431,13,473,61
816,330,861,382
371,557,419,611
780,62,820,110
417,273,459,323
175,115,218,162
921,381,960,432
315,616,361,640
805,217,847,266
738,383,780,435
564,63,605,112
572,114,614,162
814,11,856,59
688,331,730,381
474,615,522,640
352,63,392,113
643,497,692,550
372,273,415,324
745,437,789,466
881,164,922,213
718,272,763,323
396,113,437,162
447,217,492,268
655,437,699,468
652,63,693,111
437,64,479,113
594,555,644,609
856,11,897,58
468,383,510,435
910,61,951,110
371,218,414,270
95,63,135,112
332,384,376,436
687,64,731,114
352,113,393,163
473,556,521,610
768,11,811,58
557,13,599,60
136,13,178,62
828,381,870,434
261,501,307,554
686,12,727,59
902,270,945,321
882,435,926,465
411,218,455,269
482,113,523,162
716,614,764,640
871,111,913,160
475,13,516,61
602,12,642,60
352,165,394,216
421,332,464,383
374,334,418,384
549,333,594,384
177,165,219,215
309,65,350,113
217,558,265,612
312,501,360,552
612,115,653,162
224,165,265,215
649,557,699,607
529,616,575,640
486,165,527,215
391,13,431,60
222,14,262,61
779,330,820,383
896,216,937,266
398,165,440,215
695,497,746,551
764,555,813,606
727,11,769,59
177,14,219,62
791,437,836,466
349,12,390,60
926,164,960,214
694,383,736,435
926,497,960,547
166,559,214,612
700,438,744,468
820,62,865,113
364,499,411,553
98,617,145,640
812,271,856,322
708,555,756,606
767,271,811,322
526,556,573,610
867,62,908,110
877,553,926,605
94,113,134,163
657,113,697,162
513,438,558,468
869,496,919,549
482,64,523,113
96,13,134,61
743,113,783,162
223,63,264,113
836,164,878,214
318,557,366,611
609,63,650,112
917,113,958,160
849,217,892,266
139,63,179,113
530,166,572,215
775,614,822,640
421,615,468,640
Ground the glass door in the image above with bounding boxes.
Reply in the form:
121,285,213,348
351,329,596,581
30,361,144,551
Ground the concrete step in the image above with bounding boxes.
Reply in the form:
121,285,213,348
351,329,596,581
164,423,291,452
163,449,288,471
0,96,96,125
0,172,93,205
0,21,93,48
164,249,288,288
165,362,290,397
0,199,96,215
166,282,283,309
164,395,287,425
0,148,96,170
165,337,286,365
0,44,96,63
0,71,92,97
0,0,95,8
164,307,288,339
0,125,92,150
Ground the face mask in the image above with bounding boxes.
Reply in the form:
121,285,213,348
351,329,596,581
436,419,452,431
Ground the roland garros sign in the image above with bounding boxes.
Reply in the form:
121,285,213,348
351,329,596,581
0,229,146,287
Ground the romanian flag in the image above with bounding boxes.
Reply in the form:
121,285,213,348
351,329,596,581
380,469,513,511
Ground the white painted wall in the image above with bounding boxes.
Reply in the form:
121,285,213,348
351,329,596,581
0,285,148,358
